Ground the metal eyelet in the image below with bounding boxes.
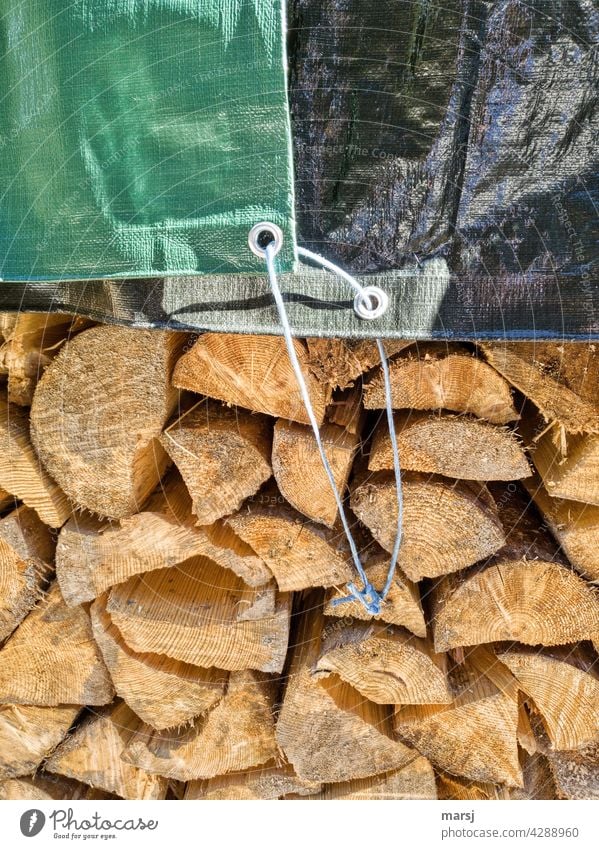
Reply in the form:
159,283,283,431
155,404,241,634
248,222,284,258
353,285,389,320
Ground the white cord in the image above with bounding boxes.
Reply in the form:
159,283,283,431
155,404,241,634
263,241,403,615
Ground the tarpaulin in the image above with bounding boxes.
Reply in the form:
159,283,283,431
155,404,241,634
0,0,597,339
0,0,296,280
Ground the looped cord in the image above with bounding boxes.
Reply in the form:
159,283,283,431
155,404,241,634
263,241,403,615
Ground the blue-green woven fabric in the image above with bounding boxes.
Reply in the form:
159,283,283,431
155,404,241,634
0,1,296,281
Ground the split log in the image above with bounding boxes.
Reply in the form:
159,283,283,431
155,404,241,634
523,474,599,581
431,493,599,651
0,703,80,779
306,338,412,389
160,400,272,524
272,419,359,527
437,752,557,800
107,558,290,673
0,505,54,641
325,386,364,435
394,649,522,787
276,592,415,783
0,313,91,406
351,472,505,581
364,346,518,424
0,397,71,527
524,414,599,506
290,758,437,800
91,598,226,730
173,333,329,425
480,342,599,433
313,620,451,705
185,762,322,800
0,774,118,801
546,742,599,800
369,411,530,481
226,490,354,591
324,548,426,637
30,326,184,519
45,702,168,800
56,497,270,606
122,671,278,781
498,647,599,751
0,583,114,706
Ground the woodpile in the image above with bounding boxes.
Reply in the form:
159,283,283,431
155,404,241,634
0,320,597,801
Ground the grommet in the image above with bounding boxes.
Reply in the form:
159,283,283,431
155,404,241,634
353,285,389,320
248,222,284,258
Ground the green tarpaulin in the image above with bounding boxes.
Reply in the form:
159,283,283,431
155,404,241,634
0,0,296,280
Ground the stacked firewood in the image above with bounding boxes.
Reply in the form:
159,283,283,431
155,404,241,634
0,315,597,801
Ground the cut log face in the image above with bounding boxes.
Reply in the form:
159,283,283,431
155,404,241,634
364,348,518,424
351,472,505,581
56,506,271,607
0,583,114,706
0,505,54,642
45,702,168,800
173,333,329,425
369,411,531,481
272,419,359,527
0,313,91,407
314,620,451,705
30,326,184,519
107,558,290,673
306,338,412,390
0,397,71,527
324,550,426,637
185,762,322,800
394,653,522,788
498,647,599,752
431,561,599,652
226,492,354,591
292,758,437,800
523,474,599,581
276,593,416,783
122,671,278,781
0,703,80,780
481,342,599,433
90,598,226,730
160,400,272,524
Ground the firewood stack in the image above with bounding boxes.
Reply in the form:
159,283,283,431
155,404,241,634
0,317,597,801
